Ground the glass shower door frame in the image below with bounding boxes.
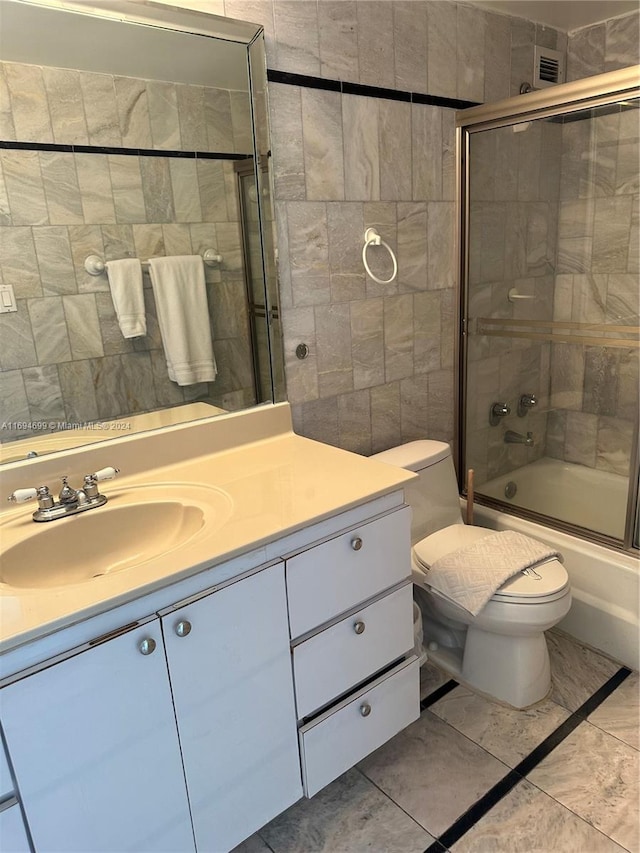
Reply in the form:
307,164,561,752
455,65,640,553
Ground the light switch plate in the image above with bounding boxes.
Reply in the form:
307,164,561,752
0,284,17,313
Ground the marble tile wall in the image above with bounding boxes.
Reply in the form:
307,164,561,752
222,0,565,454
549,103,639,478
0,61,254,441
566,10,640,82
0,61,252,153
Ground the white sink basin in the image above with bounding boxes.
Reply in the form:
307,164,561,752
0,484,233,589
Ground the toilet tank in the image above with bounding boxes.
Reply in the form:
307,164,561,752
372,440,463,543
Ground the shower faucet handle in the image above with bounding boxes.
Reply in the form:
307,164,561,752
489,402,511,426
517,393,538,417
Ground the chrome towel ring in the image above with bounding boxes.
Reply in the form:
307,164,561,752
362,228,398,285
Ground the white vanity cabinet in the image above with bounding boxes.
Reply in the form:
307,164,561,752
0,564,301,853
161,562,302,853
0,740,30,853
0,799,31,853
0,464,418,850
0,621,195,853
285,506,420,797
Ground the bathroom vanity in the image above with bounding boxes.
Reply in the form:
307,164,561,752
0,404,419,852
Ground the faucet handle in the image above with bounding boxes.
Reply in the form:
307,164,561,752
489,402,511,426
92,466,120,481
517,393,538,417
8,485,55,510
7,487,38,504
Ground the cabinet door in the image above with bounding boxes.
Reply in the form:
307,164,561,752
1,623,195,853
164,563,302,853
0,801,31,853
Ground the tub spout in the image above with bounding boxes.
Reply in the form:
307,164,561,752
504,430,534,447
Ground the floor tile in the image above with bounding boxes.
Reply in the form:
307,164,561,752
588,670,640,750
547,630,621,713
358,710,509,838
232,834,273,853
429,684,572,767
451,778,628,852
420,659,451,701
259,768,433,853
527,720,640,852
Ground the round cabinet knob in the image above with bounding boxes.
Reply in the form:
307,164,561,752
353,620,366,635
351,536,363,551
360,702,372,718
139,637,156,656
175,620,192,638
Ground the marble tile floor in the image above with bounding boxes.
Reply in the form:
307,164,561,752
236,629,639,853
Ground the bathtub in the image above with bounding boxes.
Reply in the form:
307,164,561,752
467,472,639,670
478,457,628,540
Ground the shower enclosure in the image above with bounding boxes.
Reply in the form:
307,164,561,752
457,67,639,552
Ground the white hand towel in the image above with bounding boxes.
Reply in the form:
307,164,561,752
105,258,147,338
429,530,561,616
147,255,217,386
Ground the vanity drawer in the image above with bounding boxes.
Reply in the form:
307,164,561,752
286,507,411,638
293,584,414,719
299,656,420,798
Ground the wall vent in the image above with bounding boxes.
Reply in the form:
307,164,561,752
533,45,565,88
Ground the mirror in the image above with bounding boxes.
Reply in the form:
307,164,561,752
0,0,283,464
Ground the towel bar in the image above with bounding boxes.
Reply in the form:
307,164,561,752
84,249,223,276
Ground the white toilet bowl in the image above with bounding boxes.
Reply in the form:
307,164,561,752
372,440,572,709
412,525,571,708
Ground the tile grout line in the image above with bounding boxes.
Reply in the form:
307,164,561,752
423,666,633,853
354,766,441,847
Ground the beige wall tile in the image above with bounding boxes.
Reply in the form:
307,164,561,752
42,67,88,145
393,1,428,95
302,89,344,201
343,95,380,201
356,1,395,89
379,101,411,202
318,1,359,82
2,150,48,226
4,63,53,142
273,0,320,76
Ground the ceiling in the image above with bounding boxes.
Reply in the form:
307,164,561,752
468,1,639,31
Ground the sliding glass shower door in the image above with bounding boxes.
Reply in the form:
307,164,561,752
458,72,639,548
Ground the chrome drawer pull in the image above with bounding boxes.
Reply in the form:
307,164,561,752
360,702,372,717
351,536,363,551
354,620,365,635
138,637,156,656
175,620,192,638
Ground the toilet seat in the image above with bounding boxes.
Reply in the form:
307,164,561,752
413,524,570,606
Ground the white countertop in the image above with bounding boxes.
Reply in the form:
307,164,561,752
0,404,413,654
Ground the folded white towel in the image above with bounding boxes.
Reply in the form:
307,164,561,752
106,258,146,338
147,255,217,386
428,530,561,616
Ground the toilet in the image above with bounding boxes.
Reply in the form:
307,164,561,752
373,440,571,709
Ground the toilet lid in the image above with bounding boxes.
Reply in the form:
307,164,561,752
413,524,569,600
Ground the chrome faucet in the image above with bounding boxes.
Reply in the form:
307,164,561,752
489,402,511,426
504,430,534,447
7,466,120,522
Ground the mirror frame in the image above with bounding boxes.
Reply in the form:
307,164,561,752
0,0,284,466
